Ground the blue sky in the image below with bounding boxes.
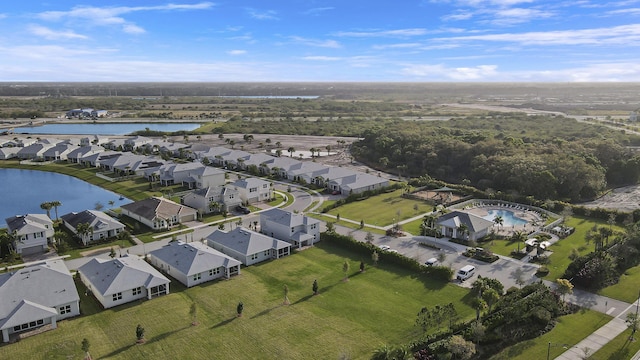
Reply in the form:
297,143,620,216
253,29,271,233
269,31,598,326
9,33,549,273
1,1,640,82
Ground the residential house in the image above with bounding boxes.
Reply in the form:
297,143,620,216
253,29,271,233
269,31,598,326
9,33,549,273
79,150,121,168
42,143,75,161
436,211,495,241
124,136,152,151
157,162,225,189
78,255,170,309
0,147,19,160
232,177,272,204
16,143,55,160
60,210,126,246
286,161,328,182
103,138,126,151
80,135,110,147
67,145,103,164
121,197,197,230
260,208,320,248
329,173,390,195
0,260,80,343
149,241,241,287
206,227,291,266
181,186,241,214
5,214,53,255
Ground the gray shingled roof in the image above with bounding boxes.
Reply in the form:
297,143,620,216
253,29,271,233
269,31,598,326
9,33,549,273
261,208,319,228
206,227,290,255
60,210,124,233
149,241,240,276
0,260,79,325
78,255,169,296
436,211,495,232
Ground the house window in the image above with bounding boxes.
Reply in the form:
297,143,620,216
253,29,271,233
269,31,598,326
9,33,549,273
112,292,123,301
59,305,71,314
291,227,295,233
263,184,268,188
264,250,269,256
250,187,257,193
209,268,220,276
132,287,142,296
250,253,259,260
193,273,202,281
311,224,317,229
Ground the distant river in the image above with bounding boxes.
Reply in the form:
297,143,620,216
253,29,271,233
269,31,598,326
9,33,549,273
12,122,201,135
0,168,130,228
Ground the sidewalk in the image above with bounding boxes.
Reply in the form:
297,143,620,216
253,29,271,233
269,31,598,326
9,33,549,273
554,297,638,359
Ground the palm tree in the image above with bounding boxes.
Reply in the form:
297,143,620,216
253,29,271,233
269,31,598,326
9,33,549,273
209,201,221,214
275,141,282,148
511,231,527,252
50,200,62,220
40,202,53,218
325,145,331,155
493,215,504,228
76,222,93,245
108,200,115,208
457,223,469,240
287,147,295,157
309,147,317,158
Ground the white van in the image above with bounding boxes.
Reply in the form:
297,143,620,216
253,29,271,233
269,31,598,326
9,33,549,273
456,265,476,281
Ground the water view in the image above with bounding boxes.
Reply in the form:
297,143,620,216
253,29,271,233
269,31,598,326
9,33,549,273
12,122,202,135
0,168,130,228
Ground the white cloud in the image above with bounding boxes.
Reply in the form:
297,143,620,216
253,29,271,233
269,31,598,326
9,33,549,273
606,7,640,15
334,28,429,38
440,24,640,45
247,9,279,20
302,56,341,61
0,14,7,19
372,43,423,50
227,50,247,55
401,63,498,80
489,8,555,25
34,2,214,34
28,25,89,40
289,36,341,48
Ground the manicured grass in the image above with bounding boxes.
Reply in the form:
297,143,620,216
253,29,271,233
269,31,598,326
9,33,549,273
267,193,285,206
545,216,624,280
490,309,612,360
403,218,423,236
327,189,427,227
0,242,474,359
311,214,386,235
589,327,640,360
599,265,640,303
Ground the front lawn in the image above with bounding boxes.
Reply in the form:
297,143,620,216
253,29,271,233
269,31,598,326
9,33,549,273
326,189,427,227
490,309,611,360
0,242,474,359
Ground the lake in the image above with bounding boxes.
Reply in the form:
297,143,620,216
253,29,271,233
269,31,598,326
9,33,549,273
0,168,130,228
12,122,202,135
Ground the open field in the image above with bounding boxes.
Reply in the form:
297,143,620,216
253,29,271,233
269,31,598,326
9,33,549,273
326,190,429,227
489,309,612,360
0,242,474,359
589,327,640,360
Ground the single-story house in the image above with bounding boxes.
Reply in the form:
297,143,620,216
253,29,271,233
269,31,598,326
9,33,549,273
260,208,320,248
149,241,241,287
60,210,126,246
121,197,197,230
206,227,291,266
436,211,495,241
67,145,103,163
124,136,152,151
156,162,225,189
42,143,75,161
78,255,170,309
0,260,80,343
329,173,390,195
0,147,19,160
5,214,54,255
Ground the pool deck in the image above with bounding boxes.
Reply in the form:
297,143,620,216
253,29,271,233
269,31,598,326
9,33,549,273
462,204,543,237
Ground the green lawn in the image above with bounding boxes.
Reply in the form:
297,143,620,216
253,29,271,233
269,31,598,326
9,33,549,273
403,218,423,236
327,189,428,227
589,327,640,360
0,242,474,359
490,309,612,360
599,265,640,303
545,216,624,280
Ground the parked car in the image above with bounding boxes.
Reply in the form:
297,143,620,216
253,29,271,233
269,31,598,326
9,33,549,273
456,265,476,281
425,257,439,266
378,245,391,251
236,205,250,214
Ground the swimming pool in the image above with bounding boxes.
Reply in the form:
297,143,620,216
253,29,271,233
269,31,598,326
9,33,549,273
483,209,528,226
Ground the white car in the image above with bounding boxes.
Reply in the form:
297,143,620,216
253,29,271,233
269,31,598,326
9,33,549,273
378,245,391,251
425,257,439,266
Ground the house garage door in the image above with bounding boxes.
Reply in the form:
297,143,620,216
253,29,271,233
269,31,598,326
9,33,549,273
21,245,43,256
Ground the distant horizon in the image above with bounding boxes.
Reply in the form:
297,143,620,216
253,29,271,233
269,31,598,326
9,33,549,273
3,2,640,82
